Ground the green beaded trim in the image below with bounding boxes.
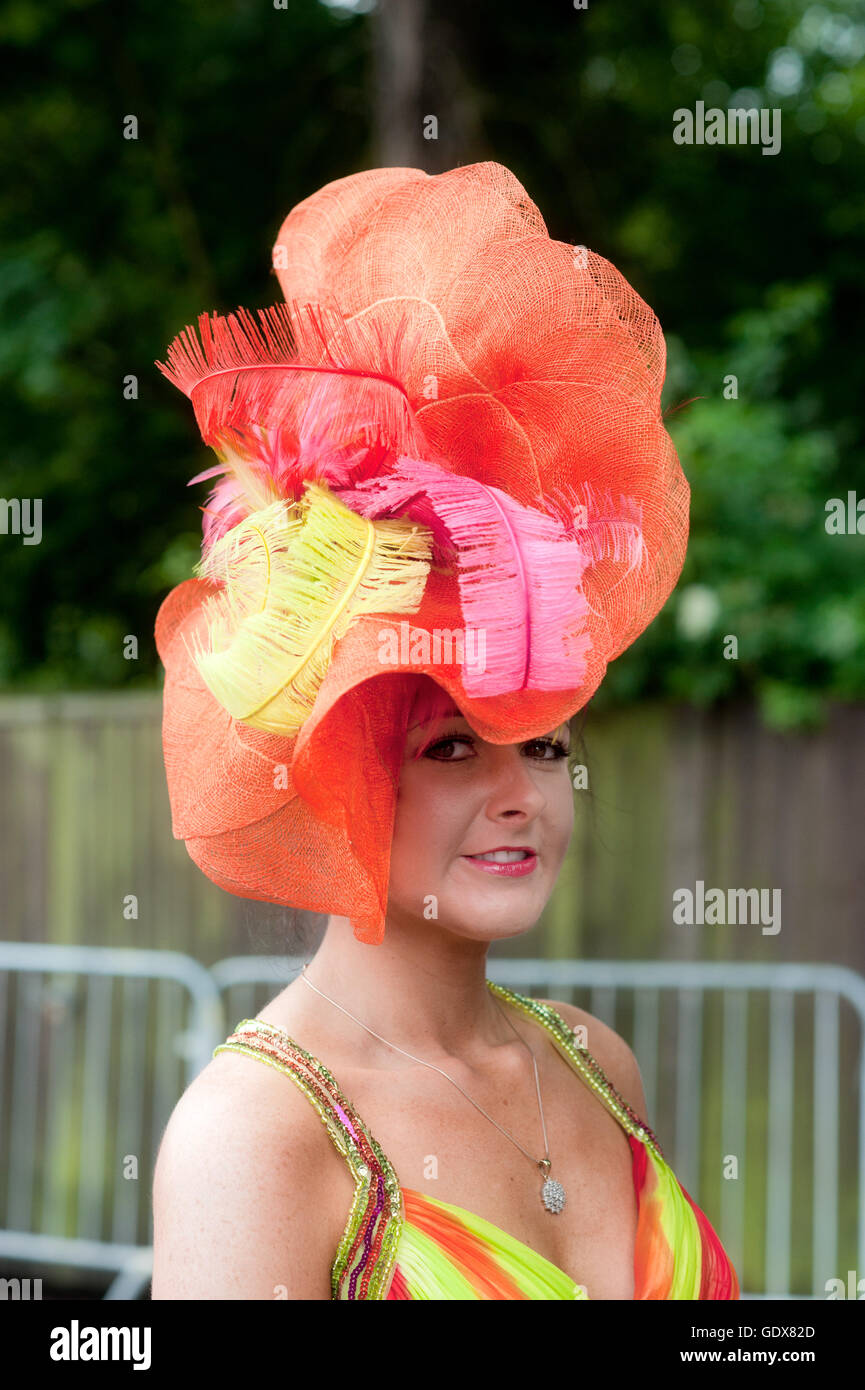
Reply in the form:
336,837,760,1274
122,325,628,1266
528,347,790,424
486,982,665,1161
214,1020,402,1300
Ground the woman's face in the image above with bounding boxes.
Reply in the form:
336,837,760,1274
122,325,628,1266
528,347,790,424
387,708,575,943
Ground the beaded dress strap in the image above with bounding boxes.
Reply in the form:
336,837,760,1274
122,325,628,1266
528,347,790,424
214,1019,402,1300
486,983,665,1160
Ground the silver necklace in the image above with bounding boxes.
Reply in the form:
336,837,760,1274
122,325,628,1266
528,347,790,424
299,964,566,1213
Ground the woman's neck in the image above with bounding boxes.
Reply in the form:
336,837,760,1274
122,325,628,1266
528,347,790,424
292,914,519,1066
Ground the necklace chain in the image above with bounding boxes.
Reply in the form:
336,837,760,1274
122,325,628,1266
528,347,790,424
299,965,552,1172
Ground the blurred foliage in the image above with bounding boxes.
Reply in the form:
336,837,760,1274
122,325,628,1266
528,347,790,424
1,0,864,730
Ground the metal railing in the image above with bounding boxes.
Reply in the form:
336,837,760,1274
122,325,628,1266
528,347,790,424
1,945,863,1300
0,943,223,1299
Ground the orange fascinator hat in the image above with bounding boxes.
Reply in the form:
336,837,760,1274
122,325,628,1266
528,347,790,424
154,161,689,945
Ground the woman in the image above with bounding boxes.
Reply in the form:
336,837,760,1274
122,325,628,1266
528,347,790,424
150,161,737,1298
153,679,736,1299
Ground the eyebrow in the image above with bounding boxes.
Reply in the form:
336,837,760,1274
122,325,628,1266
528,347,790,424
408,719,572,743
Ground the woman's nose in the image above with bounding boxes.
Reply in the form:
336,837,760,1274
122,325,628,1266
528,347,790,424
483,750,547,819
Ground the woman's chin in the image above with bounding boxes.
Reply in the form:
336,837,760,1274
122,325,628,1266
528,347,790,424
432,890,549,942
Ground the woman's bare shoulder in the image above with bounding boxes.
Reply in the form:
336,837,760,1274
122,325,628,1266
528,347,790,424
151,1047,355,1300
534,996,650,1124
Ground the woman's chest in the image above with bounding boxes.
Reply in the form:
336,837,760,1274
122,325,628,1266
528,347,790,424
337,1062,640,1300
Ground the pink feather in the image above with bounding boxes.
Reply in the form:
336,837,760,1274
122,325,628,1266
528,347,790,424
339,458,594,696
157,299,433,555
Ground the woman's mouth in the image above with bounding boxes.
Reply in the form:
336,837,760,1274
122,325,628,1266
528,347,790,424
461,849,538,877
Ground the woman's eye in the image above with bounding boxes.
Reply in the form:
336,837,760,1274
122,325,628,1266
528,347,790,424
423,735,569,761
424,737,474,760
526,738,570,760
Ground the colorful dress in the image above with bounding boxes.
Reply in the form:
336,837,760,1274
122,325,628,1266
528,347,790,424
213,982,740,1300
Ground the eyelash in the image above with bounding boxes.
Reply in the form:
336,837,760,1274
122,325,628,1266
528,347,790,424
421,727,570,762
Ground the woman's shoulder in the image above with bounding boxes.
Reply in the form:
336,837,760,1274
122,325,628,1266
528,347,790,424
532,995,650,1126
151,1043,355,1299
163,1040,335,1136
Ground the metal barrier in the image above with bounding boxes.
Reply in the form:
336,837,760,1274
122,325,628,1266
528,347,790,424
2,946,863,1300
0,943,223,1300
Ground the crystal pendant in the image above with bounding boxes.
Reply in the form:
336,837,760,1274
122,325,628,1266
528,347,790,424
541,1177,566,1213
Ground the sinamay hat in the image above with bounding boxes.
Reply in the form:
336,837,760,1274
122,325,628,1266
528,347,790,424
154,161,689,945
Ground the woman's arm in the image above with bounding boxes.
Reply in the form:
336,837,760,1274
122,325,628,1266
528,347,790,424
151,1055,355,1300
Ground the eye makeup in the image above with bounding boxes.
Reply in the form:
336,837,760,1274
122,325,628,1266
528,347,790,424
417,726,570,761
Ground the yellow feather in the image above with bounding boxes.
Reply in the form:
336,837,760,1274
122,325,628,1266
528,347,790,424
213,443,283,517
184,482,432,734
